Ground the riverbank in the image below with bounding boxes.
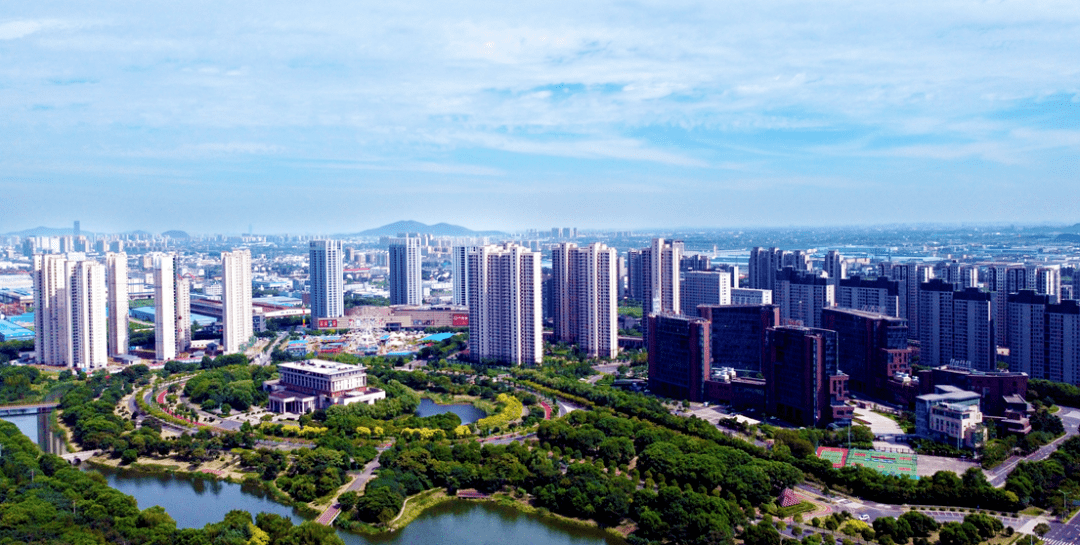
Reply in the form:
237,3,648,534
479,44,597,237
85,458,320,519
335,488,629,543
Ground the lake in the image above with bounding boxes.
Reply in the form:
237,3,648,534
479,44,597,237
97,467,620,545
415,398,486,425
4,413,620,545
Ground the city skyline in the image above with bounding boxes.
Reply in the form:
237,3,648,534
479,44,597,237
3,2,1079,233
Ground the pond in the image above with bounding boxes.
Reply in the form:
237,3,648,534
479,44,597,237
415,398,486,425
95,467,620,545
2,412,67,455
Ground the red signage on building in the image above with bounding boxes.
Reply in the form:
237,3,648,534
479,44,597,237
318,318,339,329
452,313,469,327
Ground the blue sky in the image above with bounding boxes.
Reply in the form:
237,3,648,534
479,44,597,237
2,1,1078,234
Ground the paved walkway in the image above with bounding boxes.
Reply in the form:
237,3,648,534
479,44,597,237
315,442,393,526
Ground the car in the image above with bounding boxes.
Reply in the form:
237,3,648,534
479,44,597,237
859,514,870,521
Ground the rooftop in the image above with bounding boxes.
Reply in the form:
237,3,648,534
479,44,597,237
0,319,34,339
279,359,366,375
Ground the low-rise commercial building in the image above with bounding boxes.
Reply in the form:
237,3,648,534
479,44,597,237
266,359,385,414
915,385,985,448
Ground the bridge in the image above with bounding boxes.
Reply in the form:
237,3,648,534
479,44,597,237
0,403,59,417
60,450,98,464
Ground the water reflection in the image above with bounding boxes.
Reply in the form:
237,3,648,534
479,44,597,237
415,398,486,425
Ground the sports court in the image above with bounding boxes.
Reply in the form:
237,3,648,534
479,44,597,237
816,447,918,478
816,446,848,468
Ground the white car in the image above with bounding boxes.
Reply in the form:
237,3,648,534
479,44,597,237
859,514,870,521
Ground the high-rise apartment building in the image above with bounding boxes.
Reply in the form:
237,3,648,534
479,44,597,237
952,288,994,372
221,249,253,354
904,263,933,340
682,271,731,316
175,274,191,355
389,235,422,306
32,254,108,370
309,240,344,322
1046,300,1080,385
105,252,128,358
749,247,785,291
65,260,107,370
775,267,834,329
641,238,681,319
451,245,478,307
33,255,67,365
552,243,618,357
1007,291,1080,385
838,276,902,317
626,249,644,302
467,244,542,365
918,279,955,368
986,263,1024,349
824,250,846,286
154,254,176,362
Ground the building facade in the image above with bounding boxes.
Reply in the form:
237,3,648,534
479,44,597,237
221,249,253,354
764,326,851,427
467,244,542,365
824,250,846,286
552,242,618,358
731,288,772,305
918,279,955,368
267,359,385,413
682,271,731,316
33,254,108,370
641,238,681,320
822,307,911,397
775,267,834,329
105,252,128,358
451,245,478,307
698,304,779,373
154,254,176,362
838,276,902,318
647,314,710,402
951,288,994,371
389,235,422,306
309,239,344,323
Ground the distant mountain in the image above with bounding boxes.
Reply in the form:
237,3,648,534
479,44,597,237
351,220,506,237
5,226,78,237
162,230,191,239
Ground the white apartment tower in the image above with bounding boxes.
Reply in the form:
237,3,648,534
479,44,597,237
682,271,732,316
33,255,108,370
221,249,253,354
175,274,191,354
467,244,542,365
64,260,108,370
33,254,67,365
154,254,177,362
642,238,681,317
389,235,422,306
105,252,128,357
309,240,344,321
552,242,618,358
